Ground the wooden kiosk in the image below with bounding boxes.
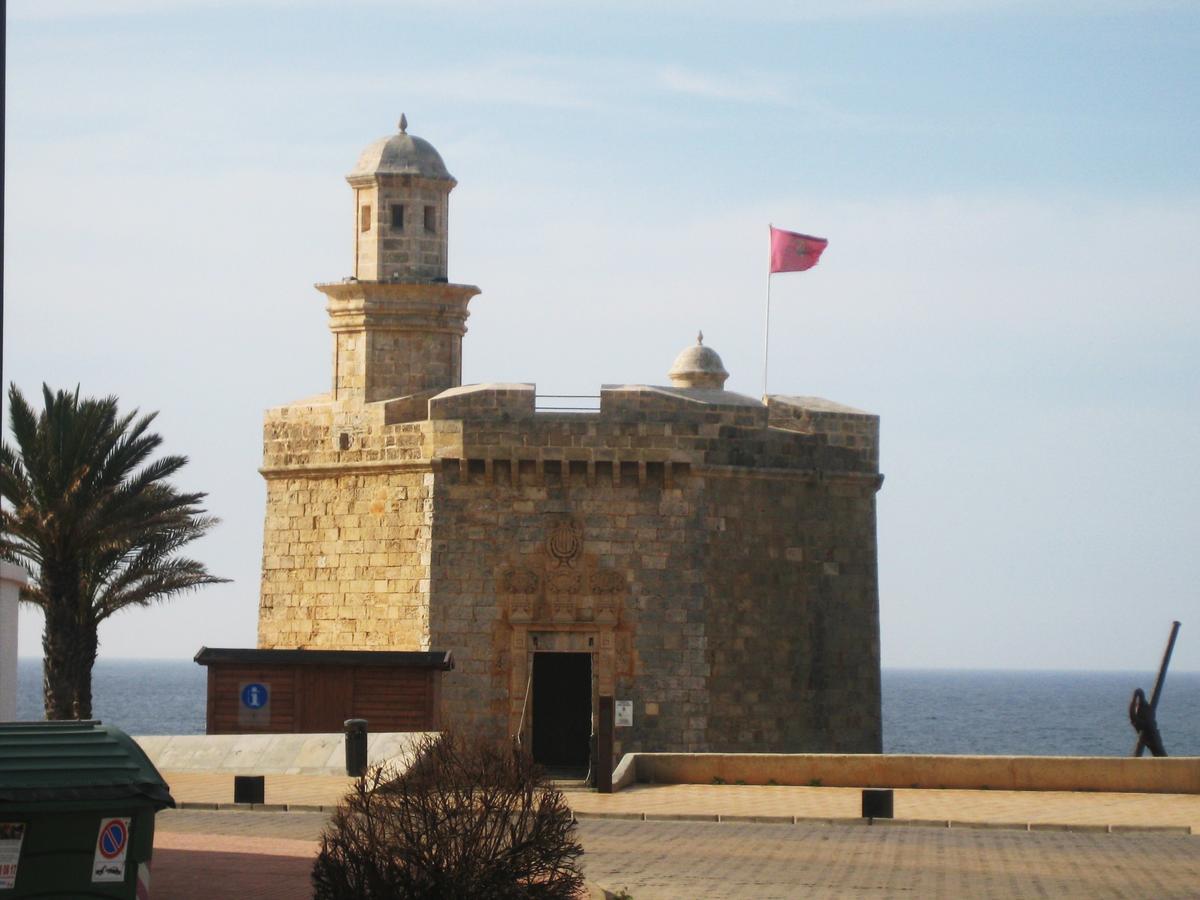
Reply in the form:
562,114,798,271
195,647,454,734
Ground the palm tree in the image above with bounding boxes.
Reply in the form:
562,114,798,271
0,384,228,719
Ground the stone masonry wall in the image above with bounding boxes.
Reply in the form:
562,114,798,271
357,328,461,402
423,390,882,755
256,385,881,754
374,175,450,282
257,399,437,650
698,472,881,751
767,395,880,470
322,282,477,404
354,176,450,282
257,468,435,651
427,472,880,755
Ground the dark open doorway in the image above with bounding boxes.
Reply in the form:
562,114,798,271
532,652,592,771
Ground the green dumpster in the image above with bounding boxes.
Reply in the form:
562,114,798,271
0,721,175,898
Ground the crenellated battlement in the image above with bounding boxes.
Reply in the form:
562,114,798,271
260,383,879,486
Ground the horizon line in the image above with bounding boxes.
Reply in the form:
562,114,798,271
12,656,1200,676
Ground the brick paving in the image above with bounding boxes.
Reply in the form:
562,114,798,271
152,809,1200,898
152,832,318,900
153,776,1200,897
576,818,1200,899
153,812,325,899
157,809,330,840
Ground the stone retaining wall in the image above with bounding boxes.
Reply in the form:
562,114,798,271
613,752,1200,795
135,732,434,776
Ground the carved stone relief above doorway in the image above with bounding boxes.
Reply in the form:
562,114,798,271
496,517,633,741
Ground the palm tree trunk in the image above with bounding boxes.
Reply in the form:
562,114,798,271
42,601,98,720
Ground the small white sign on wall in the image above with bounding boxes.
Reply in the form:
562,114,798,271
615,700,633,727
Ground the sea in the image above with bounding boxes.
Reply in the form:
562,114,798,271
13,659,1200,756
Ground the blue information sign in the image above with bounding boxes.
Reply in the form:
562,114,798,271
241,682,269,709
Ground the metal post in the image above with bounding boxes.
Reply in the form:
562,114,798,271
762,224,773,401
344,718,368,776
597,696,614,793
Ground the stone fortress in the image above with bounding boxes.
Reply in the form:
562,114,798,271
256,117,884,763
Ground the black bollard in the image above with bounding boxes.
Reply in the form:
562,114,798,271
862,788,893,819
234,775,265,804
344,718,368,777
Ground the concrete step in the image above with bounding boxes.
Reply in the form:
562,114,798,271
552,780,594,793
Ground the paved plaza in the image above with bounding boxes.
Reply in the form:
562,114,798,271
154,829,317,900
575,818,1200,899
152,809,1200,899
149,777,1199,898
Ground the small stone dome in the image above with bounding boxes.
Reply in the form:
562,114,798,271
348,114,455,182
668,332,729,389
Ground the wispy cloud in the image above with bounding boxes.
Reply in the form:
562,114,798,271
313,57,896,133
655,66,789,105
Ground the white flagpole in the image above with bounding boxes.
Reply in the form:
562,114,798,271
763,225,773,400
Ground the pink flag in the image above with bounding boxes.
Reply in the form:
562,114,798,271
769,226,828,273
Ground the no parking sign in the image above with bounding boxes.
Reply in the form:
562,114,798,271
92,817,131,883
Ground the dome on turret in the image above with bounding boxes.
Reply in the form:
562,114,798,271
668,332,729,389
348,114,455,182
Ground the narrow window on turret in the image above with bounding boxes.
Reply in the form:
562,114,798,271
424,205,436,234
360,205,372,232
390,204,404,230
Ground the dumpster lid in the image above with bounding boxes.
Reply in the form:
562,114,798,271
0,721,175,809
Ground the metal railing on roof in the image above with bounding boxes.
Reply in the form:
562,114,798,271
535,394,601,413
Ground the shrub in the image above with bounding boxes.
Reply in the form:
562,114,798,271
312,732,585,899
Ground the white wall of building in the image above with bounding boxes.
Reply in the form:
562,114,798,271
0,563,28,721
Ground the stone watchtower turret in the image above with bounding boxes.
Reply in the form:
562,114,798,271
318,115,480,403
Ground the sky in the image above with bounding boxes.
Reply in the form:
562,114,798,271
3,0,1197,672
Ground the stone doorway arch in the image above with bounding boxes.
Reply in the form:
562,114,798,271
497,517,631,745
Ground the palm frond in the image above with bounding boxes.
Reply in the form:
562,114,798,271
0,384,226,627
